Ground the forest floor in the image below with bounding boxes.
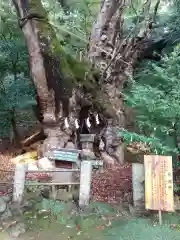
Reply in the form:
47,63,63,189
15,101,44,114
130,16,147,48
0,140,179,239
0,162,179,240
0,200,180,240
23,212,180,240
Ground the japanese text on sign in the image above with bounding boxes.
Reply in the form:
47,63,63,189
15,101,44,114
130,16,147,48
144,155,174,212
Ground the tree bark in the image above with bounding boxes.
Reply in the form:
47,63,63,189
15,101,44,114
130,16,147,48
11,0,120,163
88,0,158,164
10,108,21,147
12,0,160,165
12,0,79,155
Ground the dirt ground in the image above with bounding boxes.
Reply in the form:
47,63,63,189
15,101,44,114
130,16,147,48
0,140,179,239
1,200,180,240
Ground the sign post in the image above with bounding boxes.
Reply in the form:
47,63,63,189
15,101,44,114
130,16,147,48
144,155,174,225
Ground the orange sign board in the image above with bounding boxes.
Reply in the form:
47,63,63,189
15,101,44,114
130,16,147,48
144,155,174,212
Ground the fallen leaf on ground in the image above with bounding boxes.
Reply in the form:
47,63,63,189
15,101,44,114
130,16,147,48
96,225,105,230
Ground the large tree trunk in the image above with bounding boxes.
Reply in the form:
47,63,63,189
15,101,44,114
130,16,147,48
12,0,80,155
89,0,154,123
11,0,124,164
88,0,157,164
12,0,159,165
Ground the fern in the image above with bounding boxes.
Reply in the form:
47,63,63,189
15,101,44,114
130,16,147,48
124,44,180,161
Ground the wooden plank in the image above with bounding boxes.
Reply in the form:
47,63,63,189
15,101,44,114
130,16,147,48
27,169,80,173
49,155,78,162
0,181,80,186
144,155,174,212
48,148,81,162
25,182,80,186
52,168,74,185
80,134,95,142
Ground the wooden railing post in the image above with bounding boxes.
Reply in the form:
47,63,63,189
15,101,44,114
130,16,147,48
13,163,27,204
79,160,92,207
132,163,145,207
79,134,95,208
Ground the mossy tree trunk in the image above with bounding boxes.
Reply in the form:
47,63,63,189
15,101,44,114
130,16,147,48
12,0,79,154
12,0,160,165
88,0,159,164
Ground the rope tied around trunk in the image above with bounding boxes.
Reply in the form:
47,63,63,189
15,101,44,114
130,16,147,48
18,13,45,28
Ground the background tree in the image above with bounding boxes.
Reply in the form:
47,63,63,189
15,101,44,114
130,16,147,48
0,1,36,146
123,44,180,161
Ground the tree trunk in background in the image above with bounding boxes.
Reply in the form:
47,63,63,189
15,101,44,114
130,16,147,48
10,109,21,147
88,0,157,164
12,0,79,155
89,0,154,124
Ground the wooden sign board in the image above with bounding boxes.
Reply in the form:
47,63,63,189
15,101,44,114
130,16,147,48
144,155,174,212
48,148,80,162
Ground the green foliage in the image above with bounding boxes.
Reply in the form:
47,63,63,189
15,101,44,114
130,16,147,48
43,0,99,57
118,129,177,155
0,1,36,137
0,74,35,111
0,39,28,76
124,44,180,160
121,0,180,160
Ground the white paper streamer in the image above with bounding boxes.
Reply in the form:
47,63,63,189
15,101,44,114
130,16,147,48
64,117,69,128
75,119,79,129
95,114,100,125
86,117,91,128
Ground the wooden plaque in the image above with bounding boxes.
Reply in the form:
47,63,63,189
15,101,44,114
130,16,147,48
144,155,174,212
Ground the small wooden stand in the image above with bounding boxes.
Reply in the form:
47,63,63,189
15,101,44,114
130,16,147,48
48,148,80,198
